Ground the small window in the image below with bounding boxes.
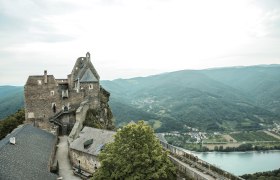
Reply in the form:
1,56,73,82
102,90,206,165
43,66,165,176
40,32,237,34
38,80,42,85
28,112,34,119
62,90,68,98
89,84,93,90
50,91,55,96
51,103,56,113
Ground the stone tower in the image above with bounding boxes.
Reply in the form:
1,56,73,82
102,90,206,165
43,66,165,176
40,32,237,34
24,52,113,134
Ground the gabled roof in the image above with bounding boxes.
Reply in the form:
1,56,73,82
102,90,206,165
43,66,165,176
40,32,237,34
70,127,115,156
80,68,98,82
0,125,58,180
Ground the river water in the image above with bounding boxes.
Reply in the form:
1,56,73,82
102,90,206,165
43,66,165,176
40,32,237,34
191,150,280,175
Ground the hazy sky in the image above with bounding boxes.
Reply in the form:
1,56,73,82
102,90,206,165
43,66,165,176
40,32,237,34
1,0,280,85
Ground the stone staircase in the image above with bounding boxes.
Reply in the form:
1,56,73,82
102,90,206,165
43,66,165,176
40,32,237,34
49,109,76,135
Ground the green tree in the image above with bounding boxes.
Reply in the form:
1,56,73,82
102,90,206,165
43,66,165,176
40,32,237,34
93,121,177,180
0,109,25,140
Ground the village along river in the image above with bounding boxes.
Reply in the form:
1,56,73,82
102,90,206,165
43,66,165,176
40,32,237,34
190,150,280,175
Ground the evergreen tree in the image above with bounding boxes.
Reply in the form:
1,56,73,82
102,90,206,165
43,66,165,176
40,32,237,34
0,109,25,140
93,121,177,180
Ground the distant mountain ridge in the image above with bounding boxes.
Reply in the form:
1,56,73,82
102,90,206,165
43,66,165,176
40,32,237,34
1,65,280,132
0,86,24,120
101,65,280,132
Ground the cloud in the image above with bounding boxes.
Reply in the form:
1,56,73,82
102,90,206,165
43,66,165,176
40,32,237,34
0,0,280,85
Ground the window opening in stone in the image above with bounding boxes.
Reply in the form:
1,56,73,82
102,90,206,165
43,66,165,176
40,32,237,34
52,103,56,113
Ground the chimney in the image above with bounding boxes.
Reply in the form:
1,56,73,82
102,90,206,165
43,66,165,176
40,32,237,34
86,52,90,61
9,137,16,145
44,70,48,84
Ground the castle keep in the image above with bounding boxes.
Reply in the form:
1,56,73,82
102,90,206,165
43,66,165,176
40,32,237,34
24,52,113,134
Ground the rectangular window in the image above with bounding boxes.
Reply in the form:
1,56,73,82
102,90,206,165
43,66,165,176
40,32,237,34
50,91,55,96
89,84,93,90
28,112,34,119
62,90,68,98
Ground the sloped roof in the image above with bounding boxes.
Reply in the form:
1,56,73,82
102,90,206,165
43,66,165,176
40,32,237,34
80,68,98,82
0,125,58,180
25,75,56,86
70,127,115,156
72,56,100,82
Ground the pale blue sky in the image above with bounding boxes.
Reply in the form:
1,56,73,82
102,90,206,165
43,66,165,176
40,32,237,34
1,0,280,85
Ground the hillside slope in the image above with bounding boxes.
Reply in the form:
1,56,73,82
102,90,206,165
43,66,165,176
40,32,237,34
1,65,280,132
0,86,24,120
202,65,280,113
101,66,280,132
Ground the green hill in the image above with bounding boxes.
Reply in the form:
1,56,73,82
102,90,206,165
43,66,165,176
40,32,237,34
101,65,280,132
1,65,280,132
0,86,24,120
201,65,280,113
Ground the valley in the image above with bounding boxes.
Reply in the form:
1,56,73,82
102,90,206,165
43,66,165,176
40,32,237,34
1,65,280,145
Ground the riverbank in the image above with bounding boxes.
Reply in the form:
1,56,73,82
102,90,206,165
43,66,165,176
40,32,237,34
173,142,280,152
190,150,280,175
164,130,280,152
241,168,280,179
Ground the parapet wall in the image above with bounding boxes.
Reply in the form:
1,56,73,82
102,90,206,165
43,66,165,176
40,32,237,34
68,101,89,141
160,141,243,180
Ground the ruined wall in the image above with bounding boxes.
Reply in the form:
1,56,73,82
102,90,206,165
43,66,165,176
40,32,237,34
68,90,85,108
98,87,114,128
24,53,113,134
24,75,59,129
69,149,100,174
68,101,89,140
80,83,99,97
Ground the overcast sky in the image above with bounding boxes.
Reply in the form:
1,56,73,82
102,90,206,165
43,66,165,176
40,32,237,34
1,0,280,85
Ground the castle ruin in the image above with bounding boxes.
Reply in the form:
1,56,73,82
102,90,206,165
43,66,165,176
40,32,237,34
24,52,113,134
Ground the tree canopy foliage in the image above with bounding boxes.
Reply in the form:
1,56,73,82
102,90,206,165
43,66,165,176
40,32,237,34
0,86,24,120
0,109,25,140
93,121,176,180
241,168,280,180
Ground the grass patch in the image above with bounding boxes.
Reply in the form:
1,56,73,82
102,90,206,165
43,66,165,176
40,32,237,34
230,131,280,142
152,120,162,130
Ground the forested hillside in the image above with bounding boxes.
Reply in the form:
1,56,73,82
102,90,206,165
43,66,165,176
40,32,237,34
101,65,280,132
241,168,280,180
0,109,25,139
1,65,280,132
0,86,24,120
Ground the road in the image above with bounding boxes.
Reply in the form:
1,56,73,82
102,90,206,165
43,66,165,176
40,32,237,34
55,136,81,180
169,155,216,180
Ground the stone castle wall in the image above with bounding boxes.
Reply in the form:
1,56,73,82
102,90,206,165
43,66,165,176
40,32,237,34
24,52,113,133
24,75,59,129
69,149,99,174
68,101,89,140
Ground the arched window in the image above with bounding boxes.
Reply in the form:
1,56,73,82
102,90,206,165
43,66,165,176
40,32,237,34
52,103,56,113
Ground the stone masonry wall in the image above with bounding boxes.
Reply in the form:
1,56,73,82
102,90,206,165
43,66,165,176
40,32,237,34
24,75,59,129
68,101,89,140
69,149,99,174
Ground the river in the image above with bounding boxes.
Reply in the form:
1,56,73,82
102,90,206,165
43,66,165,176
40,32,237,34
190,150,280,175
